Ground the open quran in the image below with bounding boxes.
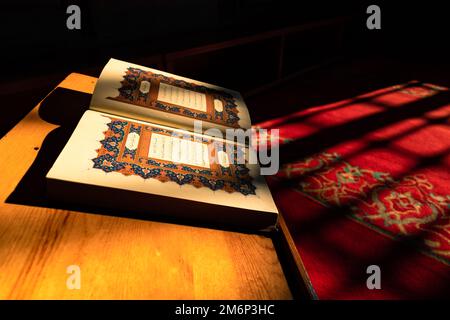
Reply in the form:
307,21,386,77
46,59,279,231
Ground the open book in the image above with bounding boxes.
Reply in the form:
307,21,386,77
46,59,279,231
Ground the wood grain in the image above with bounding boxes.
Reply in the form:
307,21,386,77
0,73,292,299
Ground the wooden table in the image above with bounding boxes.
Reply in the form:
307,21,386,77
0,73,296,299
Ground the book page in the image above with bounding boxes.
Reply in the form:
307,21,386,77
89,58,252,134
148,133,210,168
46,110,278,215
158,83,207,112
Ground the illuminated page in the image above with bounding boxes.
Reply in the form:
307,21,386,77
158,83,207,112
46,110,278,215
89,58,252,134
148,133,210,168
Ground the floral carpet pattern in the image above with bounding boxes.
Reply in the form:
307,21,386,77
278,152,450,264
257,80,450,298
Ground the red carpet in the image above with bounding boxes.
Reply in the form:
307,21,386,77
256,81,450,299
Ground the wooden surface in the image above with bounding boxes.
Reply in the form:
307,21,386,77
0,73,292,299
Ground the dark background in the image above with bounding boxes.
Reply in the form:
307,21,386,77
1,0,449,136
